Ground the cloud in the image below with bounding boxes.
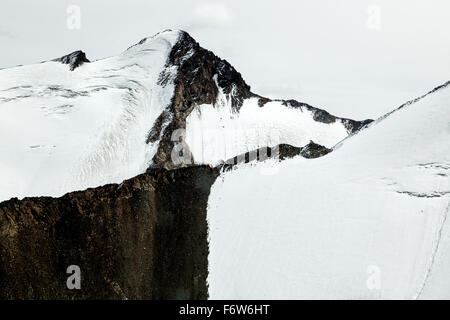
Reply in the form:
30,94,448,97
185,2,233,30
0,30,14,39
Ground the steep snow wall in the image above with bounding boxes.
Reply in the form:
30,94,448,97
185,91,351,166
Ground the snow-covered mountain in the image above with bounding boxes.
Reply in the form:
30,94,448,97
0,30,179,202
207,81,450,299
0,30,370,202
1,29,448,300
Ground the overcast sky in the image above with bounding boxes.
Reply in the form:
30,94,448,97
1,0,449,119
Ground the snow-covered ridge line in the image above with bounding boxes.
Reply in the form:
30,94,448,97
0,29,372,201
381,80,450,121
334,80,450,151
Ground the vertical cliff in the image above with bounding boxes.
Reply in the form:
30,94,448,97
0,166,219,299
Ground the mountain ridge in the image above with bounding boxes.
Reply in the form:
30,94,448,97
0,29,448,299
0,29,372,201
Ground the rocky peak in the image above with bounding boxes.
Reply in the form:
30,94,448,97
149,30,373,168
53,50,90,71
151,31,253,168
165,30,252,108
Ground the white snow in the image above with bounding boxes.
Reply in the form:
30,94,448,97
0,30,181,202
0,31,359,202
207,83,450,299
185,88,350,166
2,28,449,300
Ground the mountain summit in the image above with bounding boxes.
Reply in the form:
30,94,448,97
0,29,371,202
2,30,446,300
52,50,90,71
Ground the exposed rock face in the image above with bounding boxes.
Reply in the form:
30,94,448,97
222,142,332,170
151,31,252,169
53,50,90,71
299,141,332,159
0,166,219,300
224,144,302,167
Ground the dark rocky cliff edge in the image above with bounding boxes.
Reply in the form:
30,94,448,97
0,166,219,299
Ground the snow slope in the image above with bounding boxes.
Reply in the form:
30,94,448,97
207,82,450,299
0,30,179,202
185,91,351,166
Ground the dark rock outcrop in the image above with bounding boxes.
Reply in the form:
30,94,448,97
53,50,90,71
0,166,219,300
282,100,373,134
222,141,332,170
151,31,252,169
223,144,302,168
299,141,332,159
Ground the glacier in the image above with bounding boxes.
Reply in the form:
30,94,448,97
0,30,180,202
207,82,450,299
